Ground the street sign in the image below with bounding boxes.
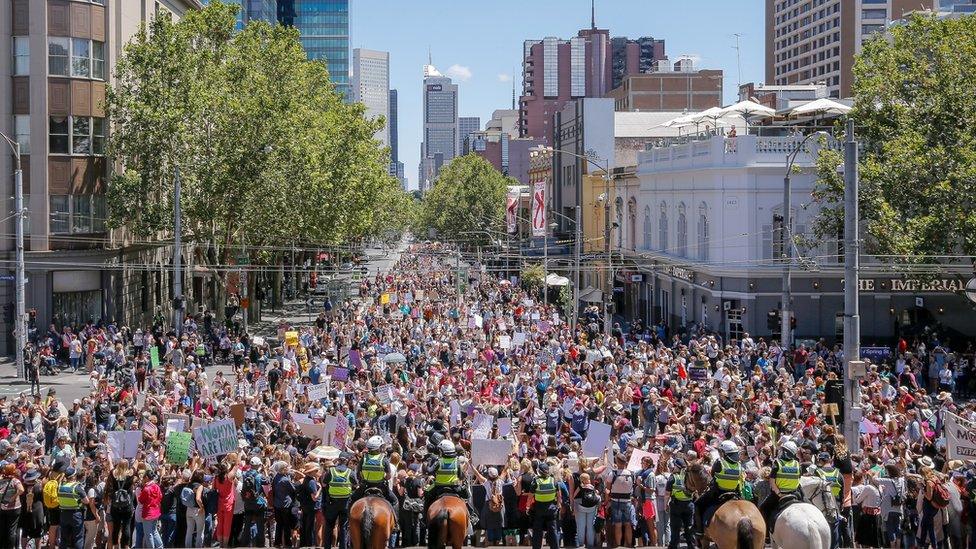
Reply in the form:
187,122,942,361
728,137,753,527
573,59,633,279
0,275,26,283
236,255,250,266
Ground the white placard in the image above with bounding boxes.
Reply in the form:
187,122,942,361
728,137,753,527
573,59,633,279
166,419,186,437
375,384,395,405
107,431,142,460
449,400,461,425
945,412,976,460
471,439,514,467
307,383,330,401
582,420,612,459
496,418,512,438
626,449,658,472
193,419,238,459
513,332,527,347
471,413,494,439
499,336,512,350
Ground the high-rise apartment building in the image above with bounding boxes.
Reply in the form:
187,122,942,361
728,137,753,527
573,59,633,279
389,89,404,187
420,65,458,192
352,49,390,148
765,0,933,98
519,26,667,144
0,0,203,354
277,0,352,98
458,117,481,155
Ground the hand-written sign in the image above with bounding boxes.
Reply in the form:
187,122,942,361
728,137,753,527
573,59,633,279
193,419,238,458
165,431,192,465
307,383,330,401
471,413,494,439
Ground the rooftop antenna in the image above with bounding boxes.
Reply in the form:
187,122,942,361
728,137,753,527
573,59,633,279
591,0,596,30
428,46,432,67
512,68,517,109
732,33,743,87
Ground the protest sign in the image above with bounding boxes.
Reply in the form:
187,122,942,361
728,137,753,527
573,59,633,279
449,400,461,425
689,366,710,382
142,420,158,441
107,431,142,460
307,383,330,401
626,449,659,472
230,404,246,428
285,331,299,347
472,413,494,439
252,336,265,347
375,384,395,405
193,419,238,458
332,367,349,381
348,350,362,368
165,432,192,465
512,332,527,347
380,293,390,305
150,347,160,368
296,419,326,441
499,335,511,350
496,418,512,438
859,419,881,435
537,321,551,334
334,415,349,450
471,439,514,466
322,416,338,445
582,421,612,458
944,412,976,460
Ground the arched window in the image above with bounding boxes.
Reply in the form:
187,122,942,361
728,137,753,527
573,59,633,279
615,197,624,248
698,202,709,262
659,202,668,252
677,203,688,257
642,206,652,250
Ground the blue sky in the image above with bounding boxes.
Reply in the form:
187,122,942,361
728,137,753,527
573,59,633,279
351,0,766,190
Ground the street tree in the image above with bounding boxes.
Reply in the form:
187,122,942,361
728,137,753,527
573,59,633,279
419,155,513,243
811,14,976,266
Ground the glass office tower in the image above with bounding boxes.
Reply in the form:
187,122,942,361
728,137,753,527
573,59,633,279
277,0,352,99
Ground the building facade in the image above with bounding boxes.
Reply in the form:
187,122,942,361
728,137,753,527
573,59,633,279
352,48,389,148
0,0,203,355
765,0,933,98
458,116,481,155
608,66,724,112
388,88,405,188
420,64,458,192
519,28,668,144
277,0,352,98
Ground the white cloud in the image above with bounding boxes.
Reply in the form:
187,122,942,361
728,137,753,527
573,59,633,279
446,64,473,82
497,74,512,83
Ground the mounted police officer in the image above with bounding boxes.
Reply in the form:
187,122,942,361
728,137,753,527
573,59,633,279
666,458,695,549
423,439,472,514
815,452,843,549
760,440,803,531
694,440,743,538
323,451,357,549
351,436,399,513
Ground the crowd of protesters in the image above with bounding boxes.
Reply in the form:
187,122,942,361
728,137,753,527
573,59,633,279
1,241,974,549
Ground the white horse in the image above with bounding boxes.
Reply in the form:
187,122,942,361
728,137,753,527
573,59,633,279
768,477,832,549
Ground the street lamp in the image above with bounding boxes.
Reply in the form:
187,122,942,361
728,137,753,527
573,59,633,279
0,132,25,379
781,130,828,350
543,221,558,308
532,145,613,336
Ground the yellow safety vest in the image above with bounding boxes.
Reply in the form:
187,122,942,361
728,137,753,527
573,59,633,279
329,467,352,498
775,459,801,492
671,473,692,501
361,454,386,483
715,459,742,492
435,457,458,487
535,476,557,503
57,482,82,510
818,467,841,498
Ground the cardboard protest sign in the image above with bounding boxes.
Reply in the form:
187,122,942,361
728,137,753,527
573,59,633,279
307,383,330,401
375,384,395,405
296,420,326,441
334,415,349,450
285,331,299,347
945,412,976,460
193,419,238,458
230,404,246,428
142,420,158,441
471,413,494,439
332,367,349,381
582,421,612,458
150,347,160,368
107,431,142,460
626,449,659,472
165,431,192,464
496,418,512,438
471,439,514,466
499,336,511,350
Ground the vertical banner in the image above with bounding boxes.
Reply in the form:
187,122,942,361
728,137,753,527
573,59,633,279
532,181,546,237
506,190,518,234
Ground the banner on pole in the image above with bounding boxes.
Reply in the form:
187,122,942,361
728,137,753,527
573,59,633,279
506,191,518,234
532,181,546,237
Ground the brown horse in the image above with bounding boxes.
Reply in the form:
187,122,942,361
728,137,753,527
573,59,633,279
349,496,395,549
686,462,766,549
426,494,468,549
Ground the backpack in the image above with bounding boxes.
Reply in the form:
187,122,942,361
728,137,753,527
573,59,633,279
929,481,951,509
242,473,259,504
488,484,503,513
42,479,60,509
890,479,905,507
580,487,601,509
111,485,134,515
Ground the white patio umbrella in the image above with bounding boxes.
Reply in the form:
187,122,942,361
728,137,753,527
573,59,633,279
788,98,852,117
720,99,778,119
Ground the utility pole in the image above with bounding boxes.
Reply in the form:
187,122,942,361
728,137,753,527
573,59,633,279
12,141,24,379
603,167,612,336
572,206,581,334
543,225,549,308
172,166,183,332
782,164,793,351
843,118,863,451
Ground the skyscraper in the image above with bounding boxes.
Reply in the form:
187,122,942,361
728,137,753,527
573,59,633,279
352,49,390,148
420,65,459,192
389,90,405,188
277,0,352,98
458,117,481,155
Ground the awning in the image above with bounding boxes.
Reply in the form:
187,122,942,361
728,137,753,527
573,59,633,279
545,274,570,287
578,286,604,303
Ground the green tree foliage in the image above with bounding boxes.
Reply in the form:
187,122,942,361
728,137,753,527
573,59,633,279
107,2,397,257
521,263,545,295
811,14,976,265
418,155,512,242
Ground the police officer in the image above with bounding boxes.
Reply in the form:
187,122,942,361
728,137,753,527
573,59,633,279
424,439,477,524
322,452,358,549
58,467,96,549
760,440,802,531
351,436,399,511
815,452,842,549
666,458,695,549
695,441,743,537
530,462,560,549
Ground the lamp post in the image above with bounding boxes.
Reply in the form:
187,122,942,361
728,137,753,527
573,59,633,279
543,221,558,308
0,133,25,378
781,130,827,350
841,118,862,451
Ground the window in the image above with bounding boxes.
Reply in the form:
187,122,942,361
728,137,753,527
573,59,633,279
12,37,29,76
677,203,688,258
642,206,652,250
862,8,887,19
698,202,709,262
862,24,885,36
49,195,106,234
92,41,105,80
71,38,90,77
13,116,30,155
658,202,668,252
50,116,105,156
48,38,69,76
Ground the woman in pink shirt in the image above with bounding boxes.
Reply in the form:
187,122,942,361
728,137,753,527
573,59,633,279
137,470,163,549
213,461,239,546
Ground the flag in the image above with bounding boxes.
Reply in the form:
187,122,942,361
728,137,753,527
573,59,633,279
531,181,546,237
506,190,518,234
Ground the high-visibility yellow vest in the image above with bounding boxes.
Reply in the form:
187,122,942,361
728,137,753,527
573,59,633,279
57,482,82,510
715,459,742,492
818,467,841,498
361,454,386,483
671,473,692,501
535,476,557,503
435,457,458,487
329,467,352,497
775,459,801,492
